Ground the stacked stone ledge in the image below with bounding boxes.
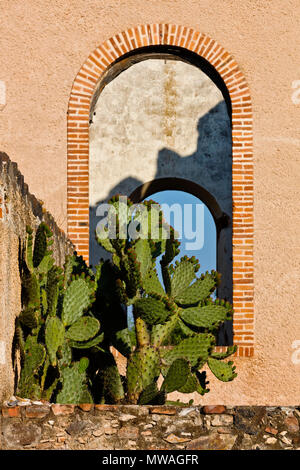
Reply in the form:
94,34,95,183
1,402,300,450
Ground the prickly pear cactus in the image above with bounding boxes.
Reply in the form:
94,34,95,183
56,359,93,404
18,195,237,405
17,223,104,403
95,195,237,404
45,317,65,366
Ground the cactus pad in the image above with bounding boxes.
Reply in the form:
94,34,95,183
162,335,214,368
177,372,199,393
151,315,179,346
171,259,196,298
19,308,39,329
45,317,65,366
56,363,89,404
46,267,60,317
33,223,48,268
175,274,216,306
138,383,165,405
162,358,190,393
180,304,232,329
207,357,237,382
21,338,46,378
98,352,125,403
134,238,152,279
65,317,100,341
69,332,104,349
177,318,197,337
58,341,72,368
78,357,89,373
62,278,91,326
96,227,116,253
135,297,170,325
127,347,160,402
143,269,165,296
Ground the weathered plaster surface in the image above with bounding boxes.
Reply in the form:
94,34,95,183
0,1,299,404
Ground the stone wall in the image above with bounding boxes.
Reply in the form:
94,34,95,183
0,152,74,402
1,402,299,450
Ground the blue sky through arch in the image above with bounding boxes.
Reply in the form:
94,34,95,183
128,190,217,327
145,190,216,274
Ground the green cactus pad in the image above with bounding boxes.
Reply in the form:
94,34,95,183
138,383,165,405
41,289,48,314
62,278,91,326
171,259,196,298
65,316,100,341
127,347,160,402
78,357,89,373
22,339,46,377
177,372,199,393
22,272,40,309
161,232,180,267
151,314,179,346
96,227,116,253
161,334,214,369
69,332,104,349
99,352,125,403
79,388,93,404
180,304,232,328
63,255,75,288
175,274,216,306
161,264,172,296
38,253,54,275
176,370,209,395
33,224,48,268
25,229,34,272
177,318,197,337
58,341,72,368
46,267,60,317
56,364,88,404
207,357,237,382
19,308,39,329
18,376,42,400
45,317,65,366
125,250,142,298
138,383,159,405
162,358,190,393
134,238,152,279
143,268,165,296
135,297,170,325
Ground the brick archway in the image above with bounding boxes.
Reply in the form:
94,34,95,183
67,24,253,357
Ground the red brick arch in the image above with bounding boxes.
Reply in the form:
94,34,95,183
67,24,253,357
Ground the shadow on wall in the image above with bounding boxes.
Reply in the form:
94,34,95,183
89,102,233,345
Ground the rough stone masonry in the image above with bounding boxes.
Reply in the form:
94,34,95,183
1,403,300,450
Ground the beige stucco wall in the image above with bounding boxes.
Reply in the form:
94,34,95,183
0,1,299,404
